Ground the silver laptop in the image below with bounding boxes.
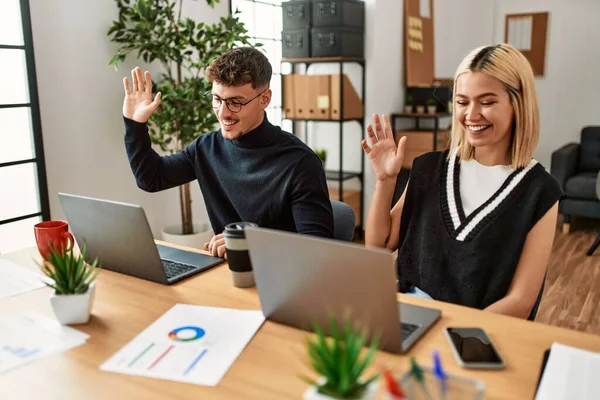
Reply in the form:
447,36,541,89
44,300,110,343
245,227,441,353
58,193,224,284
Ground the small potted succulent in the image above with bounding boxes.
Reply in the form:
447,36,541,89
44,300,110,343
427,98,437,115
404,94,414,114
301,314,380,400
39,244,100,325
315,148,328,166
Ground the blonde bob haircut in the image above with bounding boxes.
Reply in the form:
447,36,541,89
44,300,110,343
449,43,539,168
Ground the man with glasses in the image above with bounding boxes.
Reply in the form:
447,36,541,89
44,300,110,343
122,47,334,258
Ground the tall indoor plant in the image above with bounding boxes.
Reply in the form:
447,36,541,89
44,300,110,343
107,0,255,240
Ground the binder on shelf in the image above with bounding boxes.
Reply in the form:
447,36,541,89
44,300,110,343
282,74,296,119
283,73,363,121
306,75,319,119
330,74,363,120
293,75,311,119
313,75,331,120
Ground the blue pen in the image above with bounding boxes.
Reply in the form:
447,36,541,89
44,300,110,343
433,351,448,400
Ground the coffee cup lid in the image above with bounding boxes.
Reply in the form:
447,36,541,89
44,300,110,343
224,222,258,238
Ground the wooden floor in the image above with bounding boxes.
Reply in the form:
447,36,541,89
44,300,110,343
536,217,600,334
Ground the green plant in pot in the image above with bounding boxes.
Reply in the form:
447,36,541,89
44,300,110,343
39,244,100,325
106,0,255,245
426,97,437,115
404,94,414,114
315,148,328,166
301,314,380,400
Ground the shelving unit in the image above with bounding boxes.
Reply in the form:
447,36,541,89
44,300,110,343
390,112,451,203
281,57,366,236
390,112,451,150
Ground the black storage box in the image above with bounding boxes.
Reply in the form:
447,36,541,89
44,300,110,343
312,0,365,29
310,27,363,58
282,1,312,30
282,28,311,58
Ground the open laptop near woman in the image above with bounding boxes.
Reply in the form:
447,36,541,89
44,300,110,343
244,226,441,353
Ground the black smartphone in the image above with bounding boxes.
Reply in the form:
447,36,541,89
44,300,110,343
444,327,505,369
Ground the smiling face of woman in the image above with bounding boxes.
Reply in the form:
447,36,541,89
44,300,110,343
454,71,515,161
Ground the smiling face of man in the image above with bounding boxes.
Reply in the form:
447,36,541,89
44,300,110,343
204,47,274,140
209,82,271,140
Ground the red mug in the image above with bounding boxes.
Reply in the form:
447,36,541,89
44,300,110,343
33,221,75,261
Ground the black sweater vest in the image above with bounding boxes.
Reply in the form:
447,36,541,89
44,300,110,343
397,149,564,309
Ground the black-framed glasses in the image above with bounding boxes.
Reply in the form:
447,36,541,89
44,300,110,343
204,89,267,113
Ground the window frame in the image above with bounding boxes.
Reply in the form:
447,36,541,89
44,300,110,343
0,0,50,228
229,0,284,128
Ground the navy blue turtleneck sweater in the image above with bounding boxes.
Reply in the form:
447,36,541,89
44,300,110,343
124,115,334,238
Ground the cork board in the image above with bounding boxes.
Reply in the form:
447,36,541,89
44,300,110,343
504,12,549,77
404,0,435,87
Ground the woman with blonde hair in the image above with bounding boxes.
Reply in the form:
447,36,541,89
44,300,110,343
362,44,564,319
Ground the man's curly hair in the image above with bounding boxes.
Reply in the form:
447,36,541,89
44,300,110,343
205,47,272,89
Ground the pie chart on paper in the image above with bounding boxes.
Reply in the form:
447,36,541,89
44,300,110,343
168,326,205,342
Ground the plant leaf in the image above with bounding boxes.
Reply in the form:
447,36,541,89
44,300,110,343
38,241,100,295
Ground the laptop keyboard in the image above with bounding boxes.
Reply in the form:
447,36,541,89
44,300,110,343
162,260,197,279
401,322,420,341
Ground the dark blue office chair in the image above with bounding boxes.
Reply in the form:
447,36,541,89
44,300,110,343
331,200,355,242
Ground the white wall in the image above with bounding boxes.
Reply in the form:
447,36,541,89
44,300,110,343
493,0,600,169
434,0,496,79
30,0,228,238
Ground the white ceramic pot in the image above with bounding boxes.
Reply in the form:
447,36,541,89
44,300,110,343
303,379,378,400
404,105,413,114
161,223,214,249
416,105,425,114
50,282,96,325
427,105,437,114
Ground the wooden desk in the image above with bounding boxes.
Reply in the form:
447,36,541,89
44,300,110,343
1,243,599,399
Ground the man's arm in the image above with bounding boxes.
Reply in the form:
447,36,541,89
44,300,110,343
121,67,196,192
485,202,559,318
124,117,196,192
290,155,335,238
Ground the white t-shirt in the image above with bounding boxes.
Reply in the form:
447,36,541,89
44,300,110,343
460,159,515,217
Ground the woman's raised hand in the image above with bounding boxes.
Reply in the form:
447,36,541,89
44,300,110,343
361,113,407,182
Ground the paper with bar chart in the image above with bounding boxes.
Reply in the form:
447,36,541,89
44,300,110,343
0,259,47,300
100,304,265,386
0,312,89,374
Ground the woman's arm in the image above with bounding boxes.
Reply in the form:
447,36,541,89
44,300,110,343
362,113,407,250
484,201,559,318
365,180,407,251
